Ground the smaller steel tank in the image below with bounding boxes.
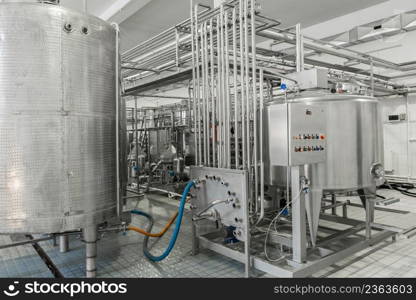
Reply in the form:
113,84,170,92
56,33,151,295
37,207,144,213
265,94,384,192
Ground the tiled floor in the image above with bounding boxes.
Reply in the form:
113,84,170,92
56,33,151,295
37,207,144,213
0,188,415,278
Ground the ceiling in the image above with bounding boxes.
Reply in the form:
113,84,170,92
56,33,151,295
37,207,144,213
61,0,116,17
260,0,388,28
56,0,388,51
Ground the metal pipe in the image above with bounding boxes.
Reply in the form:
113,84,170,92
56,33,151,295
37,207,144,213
216,15,222,167
204,22,211,167
251,0,258,213
232,7,239,169
135,94,189,100
257,68,265,224
175,28,180,68
144,186,183,198
204,22,210,167
201,23,207,166
370,59,375,97
135,98,140,194
191,1,198,168
84,225,98,278
195,6,202,166
258,29,405,71
239,0,247,170
127,35,192,66
59,235,69,253
210,18,216,167
295,24,304,73
0,236,54,250
244,0,251,173
219,8,225,167
225,8,231,169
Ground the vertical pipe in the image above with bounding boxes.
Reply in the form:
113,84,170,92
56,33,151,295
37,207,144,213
331,194,337,216
195,6,202,165
135,98,139,193
190,1,198,167
251,0,258,213
257,68,265,224
244,0,251,173
370,59,375,97
204,23,210,167
239,0,247,170
225,9,231,169
201,23,207,166
84,226,98,278
216,15,221,168
365,199,373,240
175,28,180,69
406,95,411,181
244,172,251,278
219,7,225,168
210,19,216,167
59,235,69,253
296,23,304,72
83,0,87,13
232,7,239,169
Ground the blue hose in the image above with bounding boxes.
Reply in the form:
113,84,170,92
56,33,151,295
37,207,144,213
132,180,195,262
131,210,153,221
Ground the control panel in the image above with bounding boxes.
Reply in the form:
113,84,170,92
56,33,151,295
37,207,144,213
266,102,327,166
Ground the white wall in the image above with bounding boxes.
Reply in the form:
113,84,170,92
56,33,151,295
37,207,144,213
381,96,416,179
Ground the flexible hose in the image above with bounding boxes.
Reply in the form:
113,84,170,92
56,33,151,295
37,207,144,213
143,180,195,262
128,211,178,238
128,181,195,262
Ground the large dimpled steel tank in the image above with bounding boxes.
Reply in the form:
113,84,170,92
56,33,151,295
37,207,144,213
0,1,121,234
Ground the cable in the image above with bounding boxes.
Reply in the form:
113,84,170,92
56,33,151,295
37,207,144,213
142,180,195,262
263,187,305,262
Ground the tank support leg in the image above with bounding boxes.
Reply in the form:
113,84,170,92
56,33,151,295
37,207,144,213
83,226,98,278
59,235,69,253
358,189,367,208
331,194,337,215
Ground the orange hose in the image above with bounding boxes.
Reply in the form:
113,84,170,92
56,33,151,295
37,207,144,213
128,212,178,238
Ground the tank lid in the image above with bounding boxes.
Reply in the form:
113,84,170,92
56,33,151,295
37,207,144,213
267,92,378,106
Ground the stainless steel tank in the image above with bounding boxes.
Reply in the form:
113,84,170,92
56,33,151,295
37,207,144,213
265,94,384,192
0,2,120,234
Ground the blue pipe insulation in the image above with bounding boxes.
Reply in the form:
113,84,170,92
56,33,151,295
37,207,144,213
131,180,196,262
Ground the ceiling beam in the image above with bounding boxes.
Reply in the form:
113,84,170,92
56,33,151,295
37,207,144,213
100,0,153,24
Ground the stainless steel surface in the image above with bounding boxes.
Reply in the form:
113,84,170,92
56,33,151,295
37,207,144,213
0,3,119,233
59,235,69,253
265,94,384,191
84,225,97,278
190,167,249,242
265,101,327,167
